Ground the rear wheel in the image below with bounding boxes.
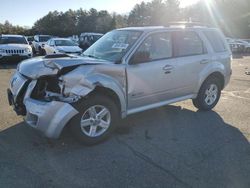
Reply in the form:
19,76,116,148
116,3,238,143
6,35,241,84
69,94,119,145
192,77,222,111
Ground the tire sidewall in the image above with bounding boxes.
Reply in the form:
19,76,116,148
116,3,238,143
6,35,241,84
197,78,221,110
70,94,119,145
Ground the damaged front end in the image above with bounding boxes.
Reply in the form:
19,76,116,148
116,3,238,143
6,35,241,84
8,72,82,138
8,55,126,138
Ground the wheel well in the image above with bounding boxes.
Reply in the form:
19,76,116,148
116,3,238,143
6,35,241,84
90,86,121,114
205,72,225,89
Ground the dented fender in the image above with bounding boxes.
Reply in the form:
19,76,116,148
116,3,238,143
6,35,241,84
59,65,127,118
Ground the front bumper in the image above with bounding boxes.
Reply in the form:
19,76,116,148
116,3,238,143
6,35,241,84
8,72,79,138
24,98,78,138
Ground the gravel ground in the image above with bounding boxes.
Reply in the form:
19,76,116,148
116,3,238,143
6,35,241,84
0,56,250,188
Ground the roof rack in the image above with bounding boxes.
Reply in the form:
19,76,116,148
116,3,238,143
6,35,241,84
165,22,212,28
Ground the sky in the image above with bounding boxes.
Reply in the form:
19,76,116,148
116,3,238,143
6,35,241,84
0,0,199,27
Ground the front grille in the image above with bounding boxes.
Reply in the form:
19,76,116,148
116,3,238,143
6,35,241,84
5,49,24,54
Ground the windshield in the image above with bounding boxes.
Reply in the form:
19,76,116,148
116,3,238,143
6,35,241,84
55,40,77,46
26,36,34,42
82,30,142,62
0,36,28,44
39,36,51,42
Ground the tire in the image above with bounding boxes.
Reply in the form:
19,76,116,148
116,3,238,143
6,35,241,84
32,47,36,55
38,47,46,56
192,77,222,111
69,94,119,145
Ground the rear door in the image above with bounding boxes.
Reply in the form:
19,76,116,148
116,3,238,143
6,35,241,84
172,30,211,96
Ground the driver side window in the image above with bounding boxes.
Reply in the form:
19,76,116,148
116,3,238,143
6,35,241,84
131,32,172,64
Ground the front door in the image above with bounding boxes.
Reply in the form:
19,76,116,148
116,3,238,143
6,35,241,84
127,31,177,110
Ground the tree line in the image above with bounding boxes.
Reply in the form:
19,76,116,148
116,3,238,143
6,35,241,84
1,0,250,38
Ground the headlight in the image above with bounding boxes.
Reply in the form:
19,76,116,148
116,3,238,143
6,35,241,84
25,48,32,53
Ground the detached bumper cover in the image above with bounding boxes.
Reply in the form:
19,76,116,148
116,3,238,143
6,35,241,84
24,98,79,138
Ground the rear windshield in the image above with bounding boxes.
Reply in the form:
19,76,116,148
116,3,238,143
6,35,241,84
39,36,51,42
0,36,28,44
203,30,227,53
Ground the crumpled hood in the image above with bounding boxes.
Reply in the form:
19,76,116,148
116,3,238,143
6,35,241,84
18,55,111,79
56,46,82,53
0,43,30,50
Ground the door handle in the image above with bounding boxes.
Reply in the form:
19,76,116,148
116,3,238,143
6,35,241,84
163,65,173,74
200,59,210,64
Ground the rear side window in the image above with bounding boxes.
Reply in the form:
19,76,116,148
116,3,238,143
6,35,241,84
174,31,205,57
203,30,227,52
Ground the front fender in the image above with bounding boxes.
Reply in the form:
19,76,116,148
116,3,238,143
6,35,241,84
85,74,127,117
60,66,127,118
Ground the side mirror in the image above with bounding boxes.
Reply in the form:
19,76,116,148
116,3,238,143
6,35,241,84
130,51,150,64
42,44,45,47
28,41,32,45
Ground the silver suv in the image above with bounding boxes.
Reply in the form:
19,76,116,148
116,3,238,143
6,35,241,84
8,26,232,145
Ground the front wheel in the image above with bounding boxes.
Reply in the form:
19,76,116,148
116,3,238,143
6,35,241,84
69,94,119,145
192,77,222,111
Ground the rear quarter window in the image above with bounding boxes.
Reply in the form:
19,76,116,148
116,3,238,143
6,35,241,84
203,30,227,53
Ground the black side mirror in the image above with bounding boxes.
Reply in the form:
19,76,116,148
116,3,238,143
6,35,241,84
28,41,32,45
130,51,150,64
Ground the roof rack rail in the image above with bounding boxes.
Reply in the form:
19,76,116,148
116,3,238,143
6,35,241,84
165,22,213,28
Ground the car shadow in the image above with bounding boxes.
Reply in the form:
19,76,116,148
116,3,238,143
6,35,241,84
0,105,250,187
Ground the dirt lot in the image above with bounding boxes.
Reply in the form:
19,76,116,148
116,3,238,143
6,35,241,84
0,56,250,188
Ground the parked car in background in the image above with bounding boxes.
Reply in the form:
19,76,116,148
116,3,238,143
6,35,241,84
25,36,34,45
44,38,82,55
226,38,245,53
69,35,79,44
79,32,103,51
242,39,250,52
236,39,250,52
32,35,52,55
0,34,32,62
8,26,232,145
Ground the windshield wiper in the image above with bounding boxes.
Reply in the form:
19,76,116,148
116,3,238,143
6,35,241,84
82,54,100,59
